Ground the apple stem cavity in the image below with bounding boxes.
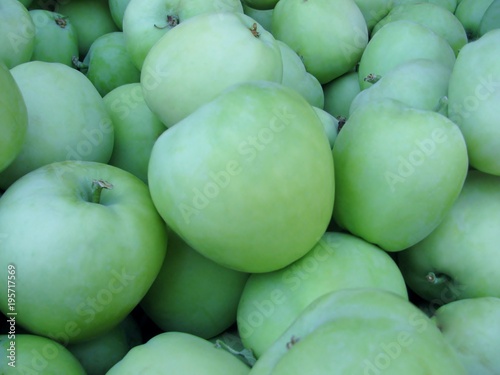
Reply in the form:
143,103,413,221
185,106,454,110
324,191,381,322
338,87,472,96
425,272,451,285
154,14,179,29
337,116,347,132
91,179,113,204
55,16,68,28
363,73,381,85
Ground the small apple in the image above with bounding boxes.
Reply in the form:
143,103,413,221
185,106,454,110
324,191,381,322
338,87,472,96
312,107,338,148
478,0,500,37
454,0,494,40
322,70,361,120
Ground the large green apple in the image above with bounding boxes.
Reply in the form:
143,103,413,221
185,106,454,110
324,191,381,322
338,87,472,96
371,2,468,56
148,80,334,273
123,0,244,70
349,58,452,116
141,11,283,128
249,288,467,374
29,9,79,67
332,98,468,252
271,0,368,84
0,61,114,190
0,334,86,374
106,331,250,374
103,83,166,184
0,160,168,343
140,230,249,339
237,231,409,358
454,0,494,40
358,20,456,89
0,63,28,173
447,29,500,176
322,70,361,120
0,0,35,69
431,297,500,374
397,171,500,304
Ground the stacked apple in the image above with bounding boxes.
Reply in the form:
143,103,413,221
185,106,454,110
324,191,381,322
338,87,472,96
0,0,500,374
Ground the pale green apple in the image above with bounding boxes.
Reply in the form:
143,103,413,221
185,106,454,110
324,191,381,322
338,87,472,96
103,83,166,184
108,0,132,30
392,0,457,13
242,0,278,10
242,3,273,31
479,0,500,37
371,2,467,56
271,0,368,84
322,70,361,120
397,171,500,303
353,0,393,33
313,107,338,148
358,20,456,89
454,0,494,40
277,40,324,108
141,11,283,128
237,231,408,358
349,58,452,116
106,331,250,374
249,288,467,375
148,81,334,273
332,98,468,252
140,230,250,339
123,0,244,70
447,29,500,175
432,297,500,374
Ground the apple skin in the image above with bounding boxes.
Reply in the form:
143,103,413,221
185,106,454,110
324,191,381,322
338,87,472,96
237,231,409,358
358,20,456,89
353,0,393,33
392,0,458,13
148,80,334,273
322,70,361,120
447,29,500,176
108,0,132,30
0,334,86,374
249,288,467,375
479,0,500,37
332,98,469,252
0,0,35,69
271,0,368,84
0,61,114,190
431,297,500,374
123,0,244,70
242,3,273,31
103,83,166,184
0,160,168,344
141,11,283,128
140,230,250,340
454,0,494,41
106,331,250,374
0,63,28,174
397,171,500,304
312,107,338,148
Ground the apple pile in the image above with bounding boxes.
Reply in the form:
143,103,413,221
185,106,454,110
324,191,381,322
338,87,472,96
1,0,500,374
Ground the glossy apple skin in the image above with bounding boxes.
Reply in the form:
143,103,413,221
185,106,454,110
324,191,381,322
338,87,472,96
332,98,468,252
148,80,334,273
397,171,500,303
237,231,408,358
0,161,167,343
106,331,250,374
249,288,467,375
447,29,500,176
432,297,500,374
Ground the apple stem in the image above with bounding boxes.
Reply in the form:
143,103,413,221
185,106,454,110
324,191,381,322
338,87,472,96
91,179,113,204
363,73,381,84
249,23,260,38
425,272,450,285
72,56,88,73
154,14,179,29
337,116,347,132
55,16,68,29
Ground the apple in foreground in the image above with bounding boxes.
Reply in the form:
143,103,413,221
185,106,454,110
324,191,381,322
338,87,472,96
0,160,167,343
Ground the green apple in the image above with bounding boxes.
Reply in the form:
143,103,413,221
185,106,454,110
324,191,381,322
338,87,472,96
242,3,273,31
350,58,452,116
107,331,250,374
0,160,168,343
109,0,132,30
29,9,79,66
123,0,244,70
447,29,500,175
0,334,86,374
277,40,324,108
140,230,249,339
249,288,467,375
454,0,494,40
0,61,114,190
353,0,393,33
77,31,140,97
148,80,334,273
313,107,338,148
0,0,35,69
55,0,119,57
358,20,456,90
371,2,468,56
332,98,468,252
322,70,361,120
393,0,458,13
237,231,409,358
479,0,500,37
242,0,278,11
103,83,166,184
397,171,500,304
0,63,28,173
431,297,500,374
141,11,283,128
271,0,368,84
